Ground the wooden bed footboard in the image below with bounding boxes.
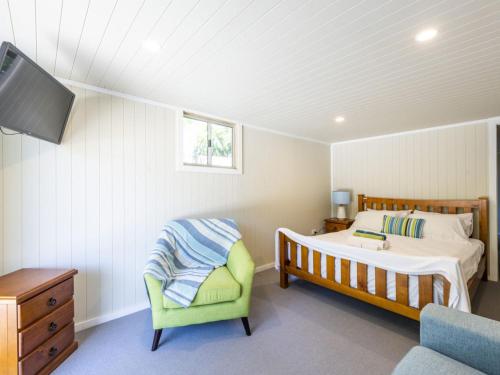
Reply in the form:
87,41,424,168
279,231,452,320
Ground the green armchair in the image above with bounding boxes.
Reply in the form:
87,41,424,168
144,240,256,351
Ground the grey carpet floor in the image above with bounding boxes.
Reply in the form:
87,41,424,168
55,269,500,375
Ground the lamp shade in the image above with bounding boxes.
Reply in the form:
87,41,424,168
331,191,350,205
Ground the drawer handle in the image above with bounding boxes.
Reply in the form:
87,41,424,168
48,346,58,357
48,322,58,332
48,297,57,306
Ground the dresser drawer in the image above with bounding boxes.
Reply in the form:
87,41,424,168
18,299,74,358
18,322,74,375
18,278,74,330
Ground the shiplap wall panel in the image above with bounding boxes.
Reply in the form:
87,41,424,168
3,136,22,272
111,95,125,314
55,116,72,270
39,141,57,268
71,86,87,323
99,92,113,318
123,99,136,310
0,86,330,326
134,101,147,305
331,122,494,277
332,123,489,219
22,137,39,268
85,89,100,320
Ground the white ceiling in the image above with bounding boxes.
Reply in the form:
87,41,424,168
1,0,500,142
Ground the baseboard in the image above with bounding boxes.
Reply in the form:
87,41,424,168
255,262,275,273
75,302,150,332
75,263,276,333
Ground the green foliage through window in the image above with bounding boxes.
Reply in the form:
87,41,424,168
183,114,234,168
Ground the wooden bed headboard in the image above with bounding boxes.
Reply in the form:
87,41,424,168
357,194,489,251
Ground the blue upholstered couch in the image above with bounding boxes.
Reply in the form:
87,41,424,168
393,304,500,375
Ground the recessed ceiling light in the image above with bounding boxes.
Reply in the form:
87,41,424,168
335,116,345,123
415,28,438,43
142,40,160,53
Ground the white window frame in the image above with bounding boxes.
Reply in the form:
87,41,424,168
176,110,243,174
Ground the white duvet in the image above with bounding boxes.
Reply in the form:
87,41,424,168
275,228,484,312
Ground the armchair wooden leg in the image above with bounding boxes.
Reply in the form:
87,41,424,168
151,329,163,351
241,317,251,336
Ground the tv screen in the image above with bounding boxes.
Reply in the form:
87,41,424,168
0,42,75,144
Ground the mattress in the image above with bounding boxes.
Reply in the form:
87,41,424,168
290,229,484,309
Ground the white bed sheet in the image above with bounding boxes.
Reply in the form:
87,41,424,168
288,229,484,309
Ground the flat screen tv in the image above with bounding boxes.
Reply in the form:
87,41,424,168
0,42,75,144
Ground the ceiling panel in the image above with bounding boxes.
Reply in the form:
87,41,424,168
1,0,499,142
35,0,63,75
84,0,145,84
68,0,118,82
113,0,222,93
53,0,91,78
9,0,37,60
97,0,177,88
161,0,303,86
0,0,14,44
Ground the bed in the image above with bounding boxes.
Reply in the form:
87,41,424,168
277,195,488,320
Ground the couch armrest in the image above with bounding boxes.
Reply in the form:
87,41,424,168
420,304,500,374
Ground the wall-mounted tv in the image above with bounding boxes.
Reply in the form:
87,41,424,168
0,42,75,144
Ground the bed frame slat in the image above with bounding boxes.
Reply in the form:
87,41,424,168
341,259,350,286
289,240,297,268
418,275,433,309
395,273,409,305
301,245,309,272
443,278,451,307
357,263,368,292
375,268,387,298
313,251,321,276
326,256,335,281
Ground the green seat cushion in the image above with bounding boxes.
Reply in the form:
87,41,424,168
162,266,241,309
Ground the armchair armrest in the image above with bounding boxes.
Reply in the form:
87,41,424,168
227,240,255,285
226,240,255,318
420,304,500,374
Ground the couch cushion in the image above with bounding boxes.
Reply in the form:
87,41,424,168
163,266,241,309
392,346,486,375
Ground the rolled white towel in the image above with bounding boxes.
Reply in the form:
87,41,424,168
347,236,389,250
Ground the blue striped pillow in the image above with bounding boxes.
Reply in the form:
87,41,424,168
381,215,425,239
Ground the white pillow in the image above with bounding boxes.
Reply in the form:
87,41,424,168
413,210,473,237
408,212,468,242
352,210,411,232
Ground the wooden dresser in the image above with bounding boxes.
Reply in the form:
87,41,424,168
324,218,354,233
0,269,78,375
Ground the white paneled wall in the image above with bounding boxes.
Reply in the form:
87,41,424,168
0,86,331,327
331,122,497,279
331,123,488,216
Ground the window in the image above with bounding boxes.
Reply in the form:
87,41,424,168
177,111,242,174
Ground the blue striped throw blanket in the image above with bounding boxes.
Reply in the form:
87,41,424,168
144,219,242,308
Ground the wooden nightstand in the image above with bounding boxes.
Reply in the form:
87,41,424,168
324,218,354,233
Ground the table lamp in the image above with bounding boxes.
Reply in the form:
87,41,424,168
332,191,350,219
